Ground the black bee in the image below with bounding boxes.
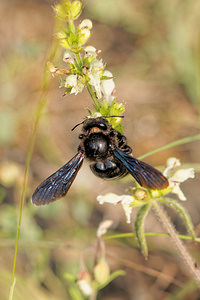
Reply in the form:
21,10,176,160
32,117,169,205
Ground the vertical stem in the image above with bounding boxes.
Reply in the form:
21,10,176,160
9,27,59,300
89,291,97,300
86,83,100,111
76,53,83,68
74,54,100,112
9,97,47,300
152,201,200,285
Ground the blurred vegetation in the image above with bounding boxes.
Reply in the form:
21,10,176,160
0,0,200,299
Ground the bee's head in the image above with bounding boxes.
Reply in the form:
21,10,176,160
82,117,109,133
72,115,123,133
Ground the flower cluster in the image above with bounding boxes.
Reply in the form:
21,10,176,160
49,0,125,132
49,43,116,104
97,157,195,224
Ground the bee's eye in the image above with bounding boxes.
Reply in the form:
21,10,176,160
99,123,107,130
79,134,85,139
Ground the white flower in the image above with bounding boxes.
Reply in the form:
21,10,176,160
164,157,195,201
64,74,84,95
97,220,113,238
87,59,104,99
97,193,134,224
84,46,97,57
80,28,91,39
48,62,57,74
77,279,93,296
100,70,115,104
80,19,93,30
63,49,75,64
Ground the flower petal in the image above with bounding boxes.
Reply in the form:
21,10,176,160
97,220,113,237
63,50,75,64
97,193,121,205
171,184,187,201
170,168,195,183
84,45,97,57
101,70,115,104
97,193,134,223
163,157,181,177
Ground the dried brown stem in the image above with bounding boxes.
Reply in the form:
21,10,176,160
152,201,200,286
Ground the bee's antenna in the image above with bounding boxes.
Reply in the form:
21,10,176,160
71,121,85,131
104,115,124,119
71,115,124,131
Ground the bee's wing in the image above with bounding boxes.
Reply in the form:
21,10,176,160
113,147,168,190
32,151,84,206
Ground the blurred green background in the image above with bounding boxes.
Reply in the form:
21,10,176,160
0,0,200,299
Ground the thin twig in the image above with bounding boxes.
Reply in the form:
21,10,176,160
8,26,60,300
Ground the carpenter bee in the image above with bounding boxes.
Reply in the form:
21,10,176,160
32,117,169,205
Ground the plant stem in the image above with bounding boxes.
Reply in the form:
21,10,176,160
152,201,200,285
9,26,59,300
9,98,49,300
90,291,97,300
74,52,100,111
138,134,200,160
86,83,100,111
75,53,83,68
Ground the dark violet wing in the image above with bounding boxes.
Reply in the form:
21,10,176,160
32,151,84,206
113,147,169,190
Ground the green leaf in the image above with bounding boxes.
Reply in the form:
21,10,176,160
135,203,151,259
64,272,77,283
65,87,72,94
159,197,196,240
97,270,125,290
97,100,125,133
83,55,93,68
68,32,79,49
68,20,76,34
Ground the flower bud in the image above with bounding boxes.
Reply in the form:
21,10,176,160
53,4,69,20
135,189,147,200
56,31,67,39
71,1,82,20
77,270,93,296
47,62,57,75
94,260,110,285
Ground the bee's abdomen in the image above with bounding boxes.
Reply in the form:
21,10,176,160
90,160,127,179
